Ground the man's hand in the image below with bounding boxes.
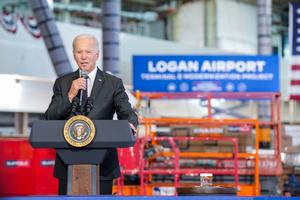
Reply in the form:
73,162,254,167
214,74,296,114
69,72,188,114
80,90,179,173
68,78,87,102
129,123,137,135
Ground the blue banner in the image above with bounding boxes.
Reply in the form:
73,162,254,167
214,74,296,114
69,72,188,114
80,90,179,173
133,55,279,92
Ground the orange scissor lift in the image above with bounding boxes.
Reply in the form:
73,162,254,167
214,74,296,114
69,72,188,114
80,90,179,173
115,92,282,196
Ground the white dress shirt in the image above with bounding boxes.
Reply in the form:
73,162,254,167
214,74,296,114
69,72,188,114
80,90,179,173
86,67,97,97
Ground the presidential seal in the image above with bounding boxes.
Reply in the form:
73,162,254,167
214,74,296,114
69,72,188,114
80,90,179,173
63,115,96,147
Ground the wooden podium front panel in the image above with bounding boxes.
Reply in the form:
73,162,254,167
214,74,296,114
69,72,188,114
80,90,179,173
68,165,99,195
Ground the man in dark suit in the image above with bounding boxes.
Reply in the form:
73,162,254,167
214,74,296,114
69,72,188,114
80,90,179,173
45,34,138,195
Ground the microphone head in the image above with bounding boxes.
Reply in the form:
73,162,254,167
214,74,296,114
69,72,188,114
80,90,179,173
85,97,93,114
71,97,80,115
80,70,88,79
86,97,93,105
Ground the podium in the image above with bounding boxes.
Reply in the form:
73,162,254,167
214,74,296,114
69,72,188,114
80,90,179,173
29,120,136,195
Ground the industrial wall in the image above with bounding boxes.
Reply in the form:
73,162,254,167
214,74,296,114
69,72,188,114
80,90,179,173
173,0,257,54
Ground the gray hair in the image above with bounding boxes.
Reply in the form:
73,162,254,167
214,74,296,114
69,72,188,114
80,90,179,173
72,34,99,52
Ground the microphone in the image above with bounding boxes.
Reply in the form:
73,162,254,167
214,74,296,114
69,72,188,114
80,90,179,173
71,97,80,115
79,70,88,106
84,97,93,116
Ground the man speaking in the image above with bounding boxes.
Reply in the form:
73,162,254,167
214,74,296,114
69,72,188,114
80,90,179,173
45,34,138,195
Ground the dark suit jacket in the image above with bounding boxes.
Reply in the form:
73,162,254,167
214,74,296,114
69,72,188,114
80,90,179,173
44,68,138,180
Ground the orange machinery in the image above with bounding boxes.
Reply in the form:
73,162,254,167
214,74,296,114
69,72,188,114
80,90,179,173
115,92,281,196
140,118,260,196
135,92,282,176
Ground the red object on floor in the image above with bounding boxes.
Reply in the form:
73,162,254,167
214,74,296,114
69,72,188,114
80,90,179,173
118,138,141,172
0,137,58,197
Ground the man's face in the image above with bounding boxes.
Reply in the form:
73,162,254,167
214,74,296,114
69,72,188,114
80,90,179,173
73,37,99,73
